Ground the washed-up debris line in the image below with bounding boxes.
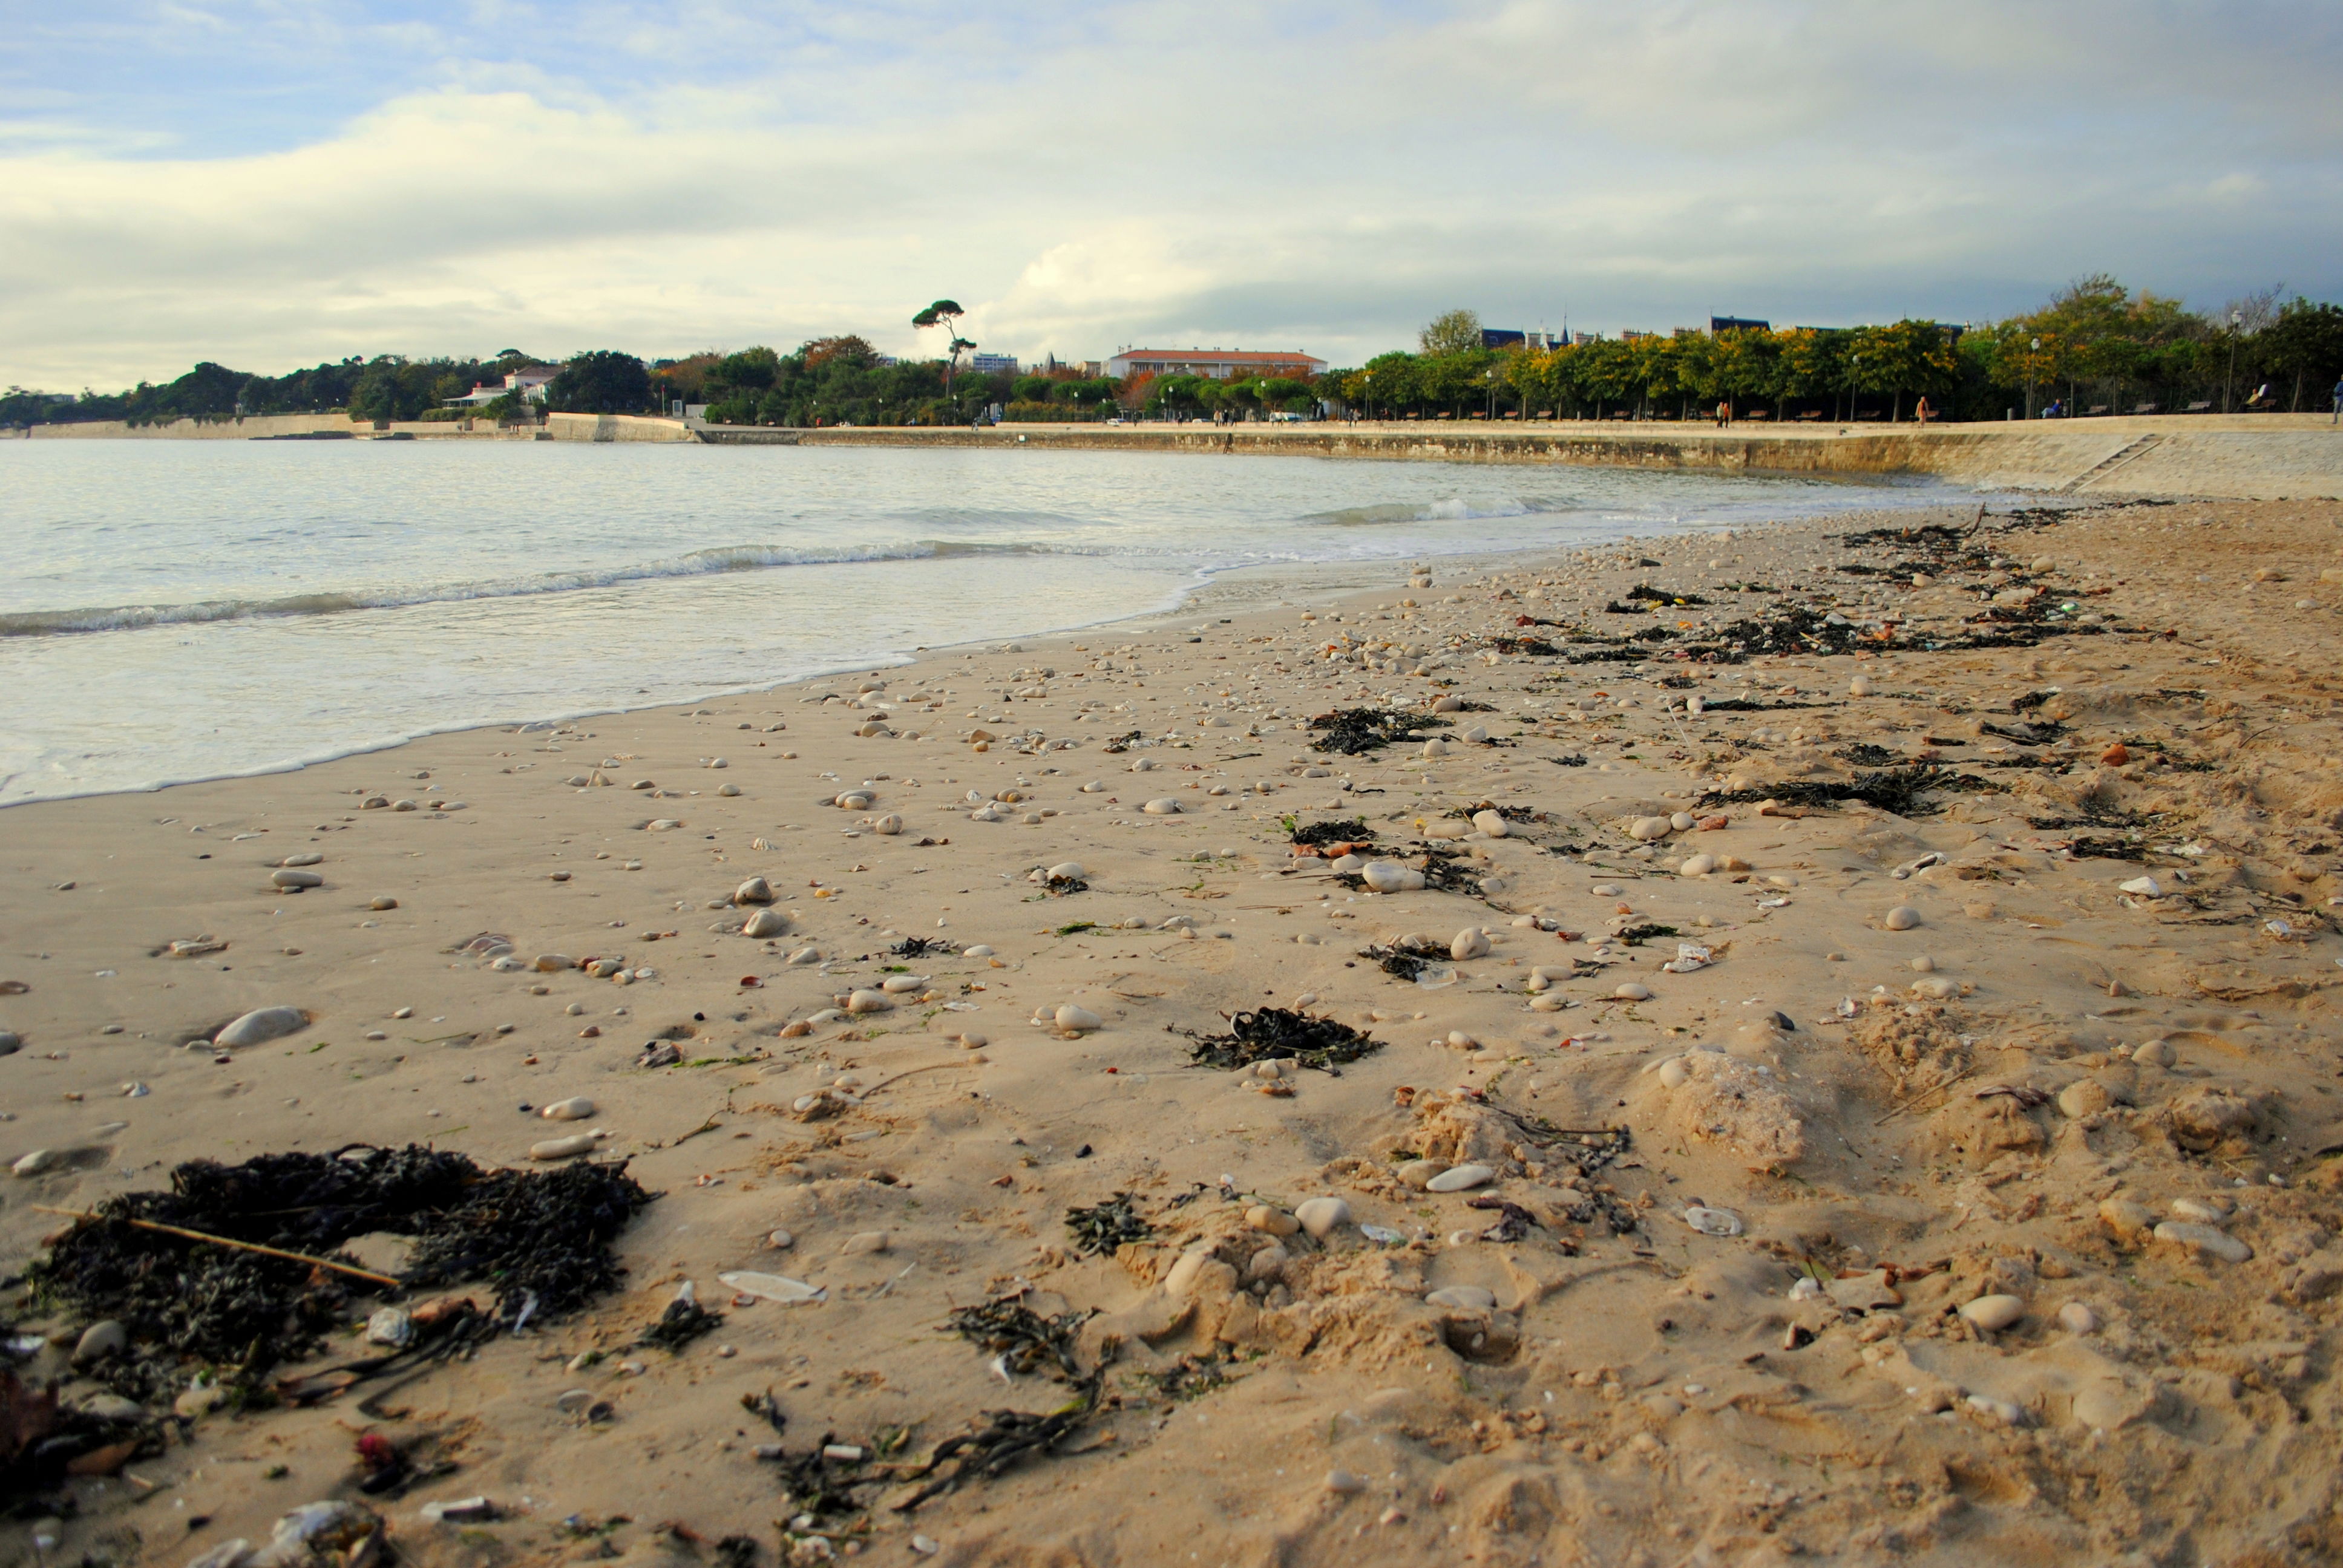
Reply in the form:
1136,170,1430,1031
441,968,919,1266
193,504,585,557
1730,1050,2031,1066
1309,707,1446,756
891,1363,1110,1514
1179,1007,1383,1074
1286,816,1371,849
1623,584,1710,607
1700,765,2002,817
887,936,955,959
946,1298,1090,1378
1417,844,1489,897
1063,1193,1153,1256
26,1145,654,1399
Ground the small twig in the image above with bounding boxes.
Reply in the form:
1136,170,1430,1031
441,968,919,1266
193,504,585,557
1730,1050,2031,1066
866,1061,977,1096
1874,1066,1978,1125
31,1205,402,1287
672,1114,724,1146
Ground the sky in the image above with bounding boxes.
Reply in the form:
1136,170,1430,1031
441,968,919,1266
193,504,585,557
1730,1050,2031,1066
2,1,2339,389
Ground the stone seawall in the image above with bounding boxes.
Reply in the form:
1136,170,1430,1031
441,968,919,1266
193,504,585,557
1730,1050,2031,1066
781,415,2343,499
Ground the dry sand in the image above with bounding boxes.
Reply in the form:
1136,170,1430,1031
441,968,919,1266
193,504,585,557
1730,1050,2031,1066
7,497,2343,1566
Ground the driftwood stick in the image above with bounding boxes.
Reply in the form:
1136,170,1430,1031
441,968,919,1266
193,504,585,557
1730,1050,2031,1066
31,1205,402,1288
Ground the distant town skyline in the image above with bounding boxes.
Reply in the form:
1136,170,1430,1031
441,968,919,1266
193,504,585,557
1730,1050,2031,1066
3,1,2338,389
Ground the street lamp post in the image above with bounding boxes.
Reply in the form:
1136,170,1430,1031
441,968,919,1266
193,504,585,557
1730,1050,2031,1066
2226,309,2242,413
2027,337,2039,420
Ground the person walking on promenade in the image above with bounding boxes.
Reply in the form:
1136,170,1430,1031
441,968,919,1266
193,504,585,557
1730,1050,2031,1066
1714,400,1729,427
2332,375,2342,424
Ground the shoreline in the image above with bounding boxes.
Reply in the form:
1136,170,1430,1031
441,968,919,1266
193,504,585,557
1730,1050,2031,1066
16,410,2342,500
2,497,1978,811
7,495,2343,1564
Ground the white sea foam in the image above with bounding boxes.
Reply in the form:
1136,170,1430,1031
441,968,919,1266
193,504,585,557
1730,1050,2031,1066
0,440,1970,805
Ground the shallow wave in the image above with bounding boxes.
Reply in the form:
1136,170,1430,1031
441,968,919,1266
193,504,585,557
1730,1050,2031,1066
1302,496,1567,526
0,538,1066,636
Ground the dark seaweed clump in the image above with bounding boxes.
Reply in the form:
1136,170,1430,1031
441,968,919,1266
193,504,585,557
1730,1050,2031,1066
1699,765,2002,817
1362,936,1451,981
947,1299,1090,1378
1063,1193,1153,1256
1834,742,1899,767
27,1145,654,1392
1181,1008,1382,1073
1287,816,1371,848
1624,584,1709,607
888,936,954,958
1309,708,1446,756
637,1293,726,1352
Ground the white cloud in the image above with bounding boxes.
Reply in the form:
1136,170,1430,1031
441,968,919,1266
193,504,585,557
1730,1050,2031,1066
1,0,2337,387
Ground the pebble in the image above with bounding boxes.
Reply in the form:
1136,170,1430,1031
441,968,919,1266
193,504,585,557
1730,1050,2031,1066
1472,809,1508,837
1656,1057,1690,1089
1055,1004,1104,1033
873,814,903,835
1424,1285,1498,1311
2058,1302,2099,1333
1362,860,1426,893
540,1097,595,1121
270,868,324,890
1680,853,1716,877
1425,1163,1493,1192
2168,1197,2230,1224
880,974,927,994
2154,1221,2252,1263
1884,906,1922,930
2098,1198,2155,1241
736,876,775,905
717,783,741,797
1911,977,1957,1000
1849,676,1875,697
365,1307,413,1348
1046,861,1086,882
1450,927,1491,960
1628,815,1672,841
846,989,894,1014
529,1132,603,1160
1397,1160,1447,1191
1296,1197,1352,1238
1958,1294,2027,1332
1461,725,1489,743
11,1149,56,1177
1421,738,1449,758
369,896,399,911
72,1320,127,1364
842,1230,891,1255
1141,798,1182,814
1325,1469,1368,1495
1613,982,1653,1001
0,1030,18,1057
2134,1038,2176,1068
767,1229,795,1250
1246,1204,1301,1236
215,1006,309,1048
279,852,324,867
742,908,790,939
963,944,995,958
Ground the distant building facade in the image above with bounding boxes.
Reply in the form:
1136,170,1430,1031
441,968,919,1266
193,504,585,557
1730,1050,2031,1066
1480,330,1566,351
1105,348,1328,381
969,353,1020,374
1709,316,1772,334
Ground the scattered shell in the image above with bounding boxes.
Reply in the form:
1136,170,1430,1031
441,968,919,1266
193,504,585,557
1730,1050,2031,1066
1683,1206,1743,1237
717,1270,825,1304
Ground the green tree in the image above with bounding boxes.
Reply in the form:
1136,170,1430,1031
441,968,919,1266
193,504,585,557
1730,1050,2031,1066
1418,309,1484,356
912,299,974,399
2258,300,2343,409
546,351,654,414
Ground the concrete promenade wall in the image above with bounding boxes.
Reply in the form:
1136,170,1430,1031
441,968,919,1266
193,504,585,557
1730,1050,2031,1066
784,414,2342,500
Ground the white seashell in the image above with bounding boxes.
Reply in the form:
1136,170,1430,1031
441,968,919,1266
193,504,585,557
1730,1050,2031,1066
1683,1206,1743,1236
717,1270,825,1304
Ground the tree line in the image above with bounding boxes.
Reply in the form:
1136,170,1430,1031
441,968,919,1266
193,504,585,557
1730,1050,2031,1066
1327,279,2343,424
7,274,2339,432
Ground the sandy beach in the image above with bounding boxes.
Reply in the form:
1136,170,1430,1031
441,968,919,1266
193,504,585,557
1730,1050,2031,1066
8,494,2343,1566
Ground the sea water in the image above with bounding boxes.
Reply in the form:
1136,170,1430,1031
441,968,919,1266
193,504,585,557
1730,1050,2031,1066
0,439,1959,804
